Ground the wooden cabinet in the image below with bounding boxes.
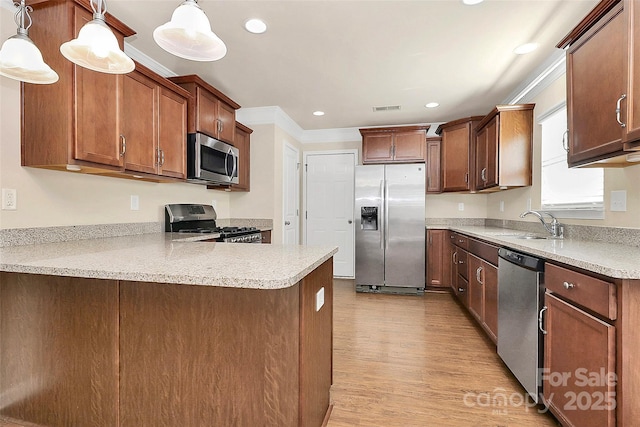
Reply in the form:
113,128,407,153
542,263,617,427
426,229,449,288
426,137,442,193
168,75,240,145
233,122,252,191
543,292,616,427
438,117,483,192
260,230,272,244
468,253,498,343
360,125,429,164
450,232,469,307
21,1,135,172
559,0,640,167
122,63,189,179
473,104,534,191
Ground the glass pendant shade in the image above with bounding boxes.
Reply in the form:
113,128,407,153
59,0,134,74
0,1,58,84
153,0,227,61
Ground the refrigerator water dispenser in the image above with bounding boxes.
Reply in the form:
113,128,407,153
360,207,378,230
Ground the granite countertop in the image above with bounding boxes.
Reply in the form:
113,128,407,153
428,225,640,279
0,233,337,290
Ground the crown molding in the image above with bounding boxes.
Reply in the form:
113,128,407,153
502,49,566,104
124,43,178,78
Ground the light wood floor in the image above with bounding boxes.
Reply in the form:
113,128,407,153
327,280,560,427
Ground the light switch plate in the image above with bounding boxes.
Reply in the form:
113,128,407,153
130,195,139,211
610,190,627,212
458,203,464,211
316,287,325,312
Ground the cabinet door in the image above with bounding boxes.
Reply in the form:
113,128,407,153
567,3,626,166
484,117,498,188
475,126,488,190
441,123,471,191
73,7,123,167
195,88,219,139
158,87,187,179
217,101,236,144
393,130,426,162
426,139,441,193
362,133,394,163
426,230,447,287
233,125,251,191
483,262,498,343
543,293,616,427
468,254,483,324
624,0,640,144
123,71,158,175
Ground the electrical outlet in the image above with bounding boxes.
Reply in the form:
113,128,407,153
1,189,17,210
499,201,505,212
610,190,627,212
130,195,139,211
458,202,464,211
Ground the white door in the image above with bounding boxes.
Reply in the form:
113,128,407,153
283,144,299,245
305,152,355,277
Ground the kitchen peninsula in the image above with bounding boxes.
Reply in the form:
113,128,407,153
0,234,337,427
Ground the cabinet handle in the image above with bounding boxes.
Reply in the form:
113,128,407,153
464,173,469,183
459,259,465,265
539,306,548,335
562,130,569,153
452,251,458,265
160,149,165,166
563,281,575,290
458,287,465,293
120,135,126,158
481,168,487,182
156,148,161,166
476,266,483,284
616,94,627,128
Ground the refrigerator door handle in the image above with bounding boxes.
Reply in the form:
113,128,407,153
379,180,385,249
384,180,390,251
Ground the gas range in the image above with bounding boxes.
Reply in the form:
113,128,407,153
165,204,262,243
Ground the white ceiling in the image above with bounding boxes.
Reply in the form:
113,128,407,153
106,0,598,131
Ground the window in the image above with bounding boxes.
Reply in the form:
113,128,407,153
540,104,604,219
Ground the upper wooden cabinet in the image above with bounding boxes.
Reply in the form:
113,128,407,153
438,117,483,192
360,125,429,164
21,1,135,172
473,104,534,192
426,136,442,193
168,75,240,145
559,0,640,167
219,122,252,192
122,63,190,180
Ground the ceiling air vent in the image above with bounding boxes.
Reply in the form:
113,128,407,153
373,105,401,112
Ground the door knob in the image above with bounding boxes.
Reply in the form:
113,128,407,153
285,221,291,226
348,220,353,224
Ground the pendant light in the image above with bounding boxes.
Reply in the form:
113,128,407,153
0,0,58,84
59,0,134,74
153,0,227,62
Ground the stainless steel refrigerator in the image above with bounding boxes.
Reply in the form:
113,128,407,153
355,163,425,294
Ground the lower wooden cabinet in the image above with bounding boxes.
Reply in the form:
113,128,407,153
468,254,498,343
543,292,616,427
261,230,272,244
426,230,449,288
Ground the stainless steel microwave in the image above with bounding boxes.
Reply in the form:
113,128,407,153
187,133,239,185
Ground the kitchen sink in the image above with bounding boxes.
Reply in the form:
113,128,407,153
516,235,547,240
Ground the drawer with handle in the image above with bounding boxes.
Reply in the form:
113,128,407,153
545,263,616,320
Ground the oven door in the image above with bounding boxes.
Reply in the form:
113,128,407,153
187,133,239,185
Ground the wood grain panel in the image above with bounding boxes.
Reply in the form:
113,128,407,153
158,87,187,178
618,279,640,427
123,69,158,175
299,260,333,427
0,273,118,427
119,281,301,426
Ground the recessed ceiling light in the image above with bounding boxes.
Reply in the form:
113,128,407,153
313,111,325,116
425,102,440,108
462,0,484,5
514,43,539,55
245,19,267,34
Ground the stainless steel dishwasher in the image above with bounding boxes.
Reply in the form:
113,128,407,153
497,247,545,403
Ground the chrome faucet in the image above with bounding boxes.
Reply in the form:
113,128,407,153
520,210,564,239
